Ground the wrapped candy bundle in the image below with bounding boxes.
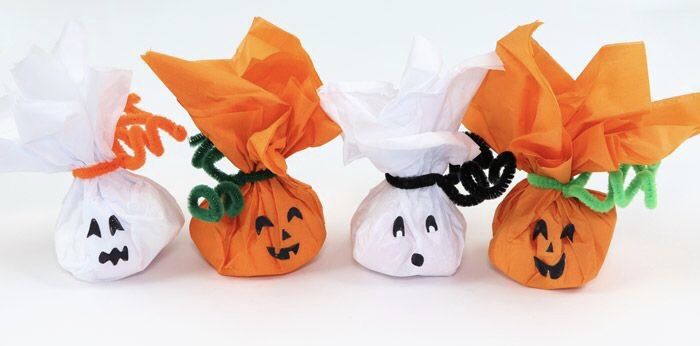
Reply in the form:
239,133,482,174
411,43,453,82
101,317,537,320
143,18,340,276
318,37,515,277
464,22,700,289
0,22,187,282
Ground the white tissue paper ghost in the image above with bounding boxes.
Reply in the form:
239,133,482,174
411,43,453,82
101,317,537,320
0,22,185,282
318,37,503,277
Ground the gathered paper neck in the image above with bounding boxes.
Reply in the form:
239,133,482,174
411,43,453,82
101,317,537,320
187,133,276,223
385,132,516,207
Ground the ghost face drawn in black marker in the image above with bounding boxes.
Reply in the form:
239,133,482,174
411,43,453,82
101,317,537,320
392,214,440,268
87,215,129,266
352,188,467,277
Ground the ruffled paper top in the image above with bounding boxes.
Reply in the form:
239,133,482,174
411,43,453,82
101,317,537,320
465,22,700,183
0,21,132,173
143,17,339,176
318,37,501,176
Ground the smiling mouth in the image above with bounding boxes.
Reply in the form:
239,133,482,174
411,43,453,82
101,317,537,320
533,253,566,279
267,243,300,260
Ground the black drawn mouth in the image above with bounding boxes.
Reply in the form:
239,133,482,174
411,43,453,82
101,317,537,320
411,253,424,267
267,243,300,260
99,246,129,266
533,253,565,279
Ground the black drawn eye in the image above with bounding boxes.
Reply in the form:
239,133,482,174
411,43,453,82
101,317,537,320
255,216,273,236
561,223,575,242
392,216,405,237
532,219,548,240
287,207,303,221
425,215,438,233
109,215,124,236
87,218,101,238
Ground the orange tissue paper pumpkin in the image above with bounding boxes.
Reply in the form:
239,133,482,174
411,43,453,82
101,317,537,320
142,17,340,276
463,22,700,289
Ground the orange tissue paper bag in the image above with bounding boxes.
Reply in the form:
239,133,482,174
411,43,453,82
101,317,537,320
143,18,340,276
464,22,700,289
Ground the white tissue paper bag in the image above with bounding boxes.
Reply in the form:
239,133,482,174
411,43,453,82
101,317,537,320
318,37,501,276
0,22,183,282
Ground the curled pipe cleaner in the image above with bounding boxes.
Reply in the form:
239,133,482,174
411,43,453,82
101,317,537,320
72,94,187,179
188,133,275,222
386,132,516,207
527,163,660,213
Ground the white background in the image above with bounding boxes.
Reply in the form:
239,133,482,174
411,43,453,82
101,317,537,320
1,0,699,345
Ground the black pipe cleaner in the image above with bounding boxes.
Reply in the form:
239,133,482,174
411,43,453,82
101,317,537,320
385,132,516,207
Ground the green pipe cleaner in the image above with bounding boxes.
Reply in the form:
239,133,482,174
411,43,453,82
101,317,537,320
188,133,275,222
527,164,660,213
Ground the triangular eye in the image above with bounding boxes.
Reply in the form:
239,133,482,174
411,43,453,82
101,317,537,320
561,224,575,242
255,216,273,235
425,215,438,233
287,207,303,221
109,215,124,236
392,216,405,237
532,219,548,240
87,218,101,238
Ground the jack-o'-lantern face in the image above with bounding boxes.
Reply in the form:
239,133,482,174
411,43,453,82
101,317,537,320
236,197,324,275
255,207,303,261
531,219,574,280
489,180,617,289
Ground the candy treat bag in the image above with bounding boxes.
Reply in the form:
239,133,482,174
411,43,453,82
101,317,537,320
143,18,340,276
318,38,516,277
464,22,700,289
0,23,187,282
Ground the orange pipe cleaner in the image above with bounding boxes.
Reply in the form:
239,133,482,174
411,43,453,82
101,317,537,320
72,93,187,179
